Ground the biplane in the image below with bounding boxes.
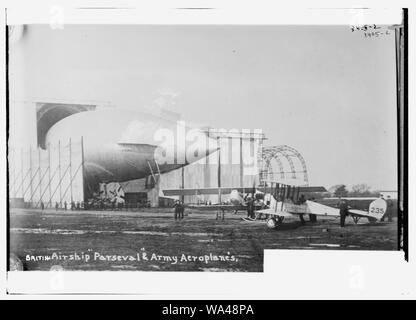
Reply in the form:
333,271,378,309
256,182,387,229
163,182,387,228
162,184,327,220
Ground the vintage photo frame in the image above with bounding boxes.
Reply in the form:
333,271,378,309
1,3,410,297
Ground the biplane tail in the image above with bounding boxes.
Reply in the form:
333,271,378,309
348,198,387,221
305,198,387,222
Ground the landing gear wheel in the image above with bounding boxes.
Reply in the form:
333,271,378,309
267,217,283,229
352,216,360,224
267,218,277,229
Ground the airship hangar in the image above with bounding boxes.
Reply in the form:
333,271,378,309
7,25,401,272
8,101,310,209
7,25,311,209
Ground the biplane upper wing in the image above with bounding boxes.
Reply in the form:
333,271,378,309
162,187,256,196
163,185,327,197
260,180,327,193
298,186,327,193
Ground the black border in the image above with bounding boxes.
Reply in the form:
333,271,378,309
396,9,408,260
402,8,408,260
5,10,10,272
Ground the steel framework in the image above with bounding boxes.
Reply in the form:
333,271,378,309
8,138,84,208
260,145,309,186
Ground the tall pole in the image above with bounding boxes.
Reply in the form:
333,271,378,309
20,148,23,199
240,132,244,190
48,143,51,208
38,147,42,206
58,140,62,206
217,136,221,203
12,149,17,198
204,134,211,203
250,131,255,188
81,136,85,203
29,147,33,208
69,138,73,204
181,166,185,203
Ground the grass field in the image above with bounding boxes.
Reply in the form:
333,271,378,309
9,207,398,272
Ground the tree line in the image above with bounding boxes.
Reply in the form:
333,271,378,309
327,184,380,198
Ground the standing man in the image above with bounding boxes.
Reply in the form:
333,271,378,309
386,196,394,222
308,197,318,222
179,201,185,220
246,196,255,219
381,195,394,222
339,198,349,227
298,194,306,205
173,200,180,220
297,194,306,224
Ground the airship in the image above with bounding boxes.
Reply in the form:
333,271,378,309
42,107,218,197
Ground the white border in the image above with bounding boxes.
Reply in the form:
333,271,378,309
5,6,401,26
1,1,414,299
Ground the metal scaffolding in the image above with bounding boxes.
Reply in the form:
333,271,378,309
260,145,309,186
8,137,85,208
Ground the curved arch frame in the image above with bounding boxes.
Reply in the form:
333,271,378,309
260,145,309,186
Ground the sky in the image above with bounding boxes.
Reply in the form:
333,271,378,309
8,24,398,190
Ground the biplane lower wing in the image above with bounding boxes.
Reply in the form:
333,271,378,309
254,207,294,218
188,204,249,212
